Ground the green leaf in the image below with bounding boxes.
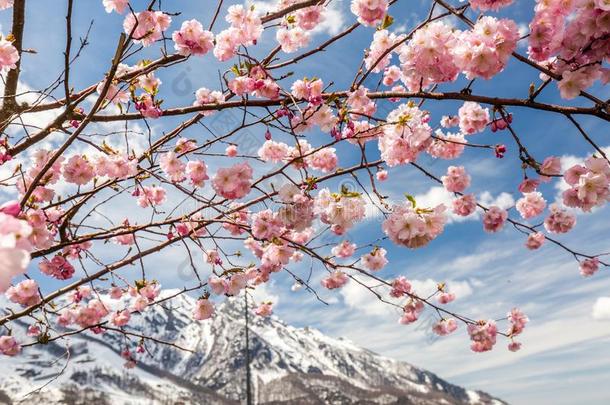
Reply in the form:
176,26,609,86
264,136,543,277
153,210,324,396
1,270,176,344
380,14,394,30
404,193,417,208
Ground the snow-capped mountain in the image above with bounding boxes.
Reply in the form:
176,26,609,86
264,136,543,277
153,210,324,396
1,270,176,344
0,291,506,404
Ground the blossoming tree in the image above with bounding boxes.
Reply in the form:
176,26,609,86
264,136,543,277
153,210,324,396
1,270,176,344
0,0,608,363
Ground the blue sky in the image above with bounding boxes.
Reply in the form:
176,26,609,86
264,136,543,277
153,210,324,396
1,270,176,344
1,1,610,404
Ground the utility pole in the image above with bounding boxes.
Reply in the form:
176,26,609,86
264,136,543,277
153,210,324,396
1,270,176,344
244,292,253,405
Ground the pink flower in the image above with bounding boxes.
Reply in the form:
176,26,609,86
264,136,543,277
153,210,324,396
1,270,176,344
507,308,528,336
432,318,458,336
112,310,131,327
172,19,214,56
468,320,497,352
579,257,600,277
379,103,431,166
0,0,13,10
361,247,388,271
193,298,215,320
123,11,171,47
102,0,127,13
453,17,518,80
540,156,561,177
137,185,167,208
193,87,225,116
159,152,186,183
0,36,19,71
508,341,522,352
390,276,412,298
482,206,508,233
255,302,273,317
438,292,456,304
458,102,490,135
544,204,576,234
6,279,40,307
0,336,20,356
63,155,95,185
213,5,262,61
518,178,540,193
399,300,424,324
291,78,324,104
427,131,467,160
258,140,289,163
307,147,337,173
212,162,253,200
382,202,446,248
516,192,547,219
376,170,388,181
225,145,238,157
469,0,513,11
276,25,311,53
366,30,403,74
0,200,20,217
321,271,349,290
350,0,388,26
251,209,284,240
525,232,545,250
135,93,162,118
332,240,357,258
442,166,471,193
314,188,366,233
109,286,123,299
399,22,459,91
452,194,477,217
39,255,75,280
186,161,209,188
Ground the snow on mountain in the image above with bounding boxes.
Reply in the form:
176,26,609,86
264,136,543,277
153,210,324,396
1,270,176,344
0,291,506,404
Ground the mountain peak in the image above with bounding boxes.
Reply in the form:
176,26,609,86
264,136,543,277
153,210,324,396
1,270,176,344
0,293,506,405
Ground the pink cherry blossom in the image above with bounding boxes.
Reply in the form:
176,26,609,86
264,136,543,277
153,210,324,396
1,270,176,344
390,276,412,298
172,19,214,56
63,155,95,185
507,308,528,336
212,162,253,200
314,188,366,233
453,194,477,217
376,170,388,181
137,185,167,208
438,292,456,305
350,0,388,26
0,336,20,356
111,309,131,327
458,102,490,135
382,202,446,248
468,320,498,352
102,0,128,14
0,36,19,71
255,302,273,317
399,300,424,324
432,318,458,336
0,0,13,10
258,140,289,163
193,298,215,320
6,279,41,307
186,160,209,188
469,0,514,12
544,204,576,234
526,232,545,250
321,271,349,290
482,206,508,233
332,240,357,258
160,152,186,183
361,247,388,271
399,22,459,91
579,257,600,277
379,103,432,166
39,255,75,280
123,11,171,47
516,192,547,219
442,166,471,193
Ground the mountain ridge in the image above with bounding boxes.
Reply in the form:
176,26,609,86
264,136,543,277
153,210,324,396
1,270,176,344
0,291,506,404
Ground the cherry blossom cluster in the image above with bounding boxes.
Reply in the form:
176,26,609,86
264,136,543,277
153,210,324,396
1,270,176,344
529,0,610,98
382,200,447,249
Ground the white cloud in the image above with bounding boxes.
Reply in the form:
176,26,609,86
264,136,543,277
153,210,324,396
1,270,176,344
479,191,515,210
592,297,610,320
